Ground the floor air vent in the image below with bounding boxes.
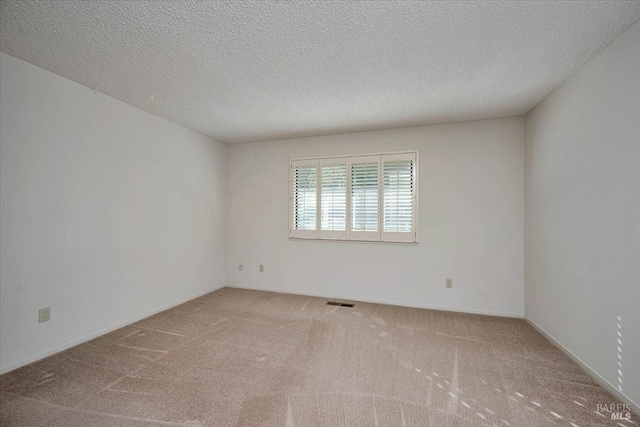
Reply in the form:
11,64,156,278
326,301,354,308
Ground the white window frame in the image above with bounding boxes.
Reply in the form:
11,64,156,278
289,151,418,244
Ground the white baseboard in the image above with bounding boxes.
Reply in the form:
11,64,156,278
226,283,523,318
525,316,639,415
0,284,225,375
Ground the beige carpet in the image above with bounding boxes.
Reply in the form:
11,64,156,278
1,287,637,426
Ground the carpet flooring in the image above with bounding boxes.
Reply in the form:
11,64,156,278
1,287,637,426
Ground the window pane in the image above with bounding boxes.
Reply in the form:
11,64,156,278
351,162,378,231
293,166,317,230
321,164,347,231
383,160,413,232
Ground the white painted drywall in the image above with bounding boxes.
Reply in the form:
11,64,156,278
525,20,640,408
227,117,524,317
0,53,227,372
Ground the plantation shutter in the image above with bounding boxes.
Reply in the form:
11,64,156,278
319,158,348,239
381,153,416,242
290,151,417,243
290,159,318,239
349,155,381,241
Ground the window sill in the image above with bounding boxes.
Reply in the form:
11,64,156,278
289,237,418,245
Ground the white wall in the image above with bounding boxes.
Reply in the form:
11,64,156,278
525,20,640,409
227,117,525,317
0,53,227,372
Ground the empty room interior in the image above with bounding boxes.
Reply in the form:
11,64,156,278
0,1,639,426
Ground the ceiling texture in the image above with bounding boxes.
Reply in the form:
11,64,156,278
2,1,640,144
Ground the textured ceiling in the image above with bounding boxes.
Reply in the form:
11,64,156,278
2,1,640,144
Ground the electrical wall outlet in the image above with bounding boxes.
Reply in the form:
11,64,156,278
238,263,243,271
445,278,453,288
259,264,264,272
39,307,51,323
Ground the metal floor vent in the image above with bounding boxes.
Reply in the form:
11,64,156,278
326,301,354,308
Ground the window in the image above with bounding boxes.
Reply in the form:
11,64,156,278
381,153,415,242
290,151,417,243
350,156,380,241
320,158,347,239
291,160,318,239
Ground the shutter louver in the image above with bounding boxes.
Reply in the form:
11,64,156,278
350,156,380,241
290,160,318,238
381,153,416,242
383,160,413,232
320,160,347,239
